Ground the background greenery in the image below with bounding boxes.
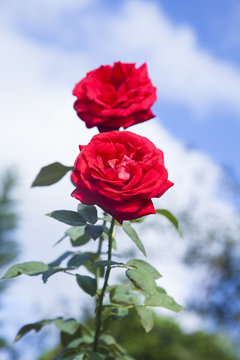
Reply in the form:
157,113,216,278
39,311,239,360
0,171,19,360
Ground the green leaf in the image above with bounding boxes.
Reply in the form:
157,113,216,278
108,284,129,296
111,307,129,320
48,251,74,268
53,234,68,246
130,216,146,223
99,334,116,346
126,259,161,280
76,274,97,296
126,269,156,294
156,286,167,294
111,293,139,306
84,351,103,360
77,204,98,224
99,334,125,353
42,267,73,283
144,290,184,312
31,162,72,187
102,306,129,321
67,335,93,348
110,285,139,305
155,209,182,236
54,318,80,335
47,210,86,226
81,323,94,337
92,260,123,268
135,305,154,333
122,222,146,257
84,224,103,240
67,253,90,267
66,226,91,246
14,318,54,342
53,348,81,360
83,253,104,277
1,261,48,279
60,326,83,348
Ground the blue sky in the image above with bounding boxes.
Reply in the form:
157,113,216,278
159,0,240,187
160,0,240,64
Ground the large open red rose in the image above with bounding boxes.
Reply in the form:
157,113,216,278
71,131,173,223
73,62,157,132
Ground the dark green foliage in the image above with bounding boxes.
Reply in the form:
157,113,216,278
47,210,87,226
92,261,123,268
39,348,62,360
38,313,239,360
0,171,19,273
0,171,19,358
84,225,103,240
109,311,239,360
42,267,73,283
182,211,240,336
76,275,97,296
77,205,98,225
48,252,74,267
31,162,73,187
67,253,90,268
14,319,55,342
14,317,84,343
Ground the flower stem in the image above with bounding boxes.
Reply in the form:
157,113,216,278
93,217,115,352
95,217,106,288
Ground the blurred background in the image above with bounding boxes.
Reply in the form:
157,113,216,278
0,0,240,359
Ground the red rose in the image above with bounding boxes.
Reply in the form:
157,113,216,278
73,62,157,132
71,131,173,223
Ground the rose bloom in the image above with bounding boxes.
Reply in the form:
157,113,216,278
73,62,157,132
71,131,173,223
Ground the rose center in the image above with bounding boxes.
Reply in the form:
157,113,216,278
108,155,133,181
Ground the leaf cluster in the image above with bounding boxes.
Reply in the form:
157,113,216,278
1,160,184,360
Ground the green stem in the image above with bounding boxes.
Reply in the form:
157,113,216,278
95,217,106,288
93,217,115,352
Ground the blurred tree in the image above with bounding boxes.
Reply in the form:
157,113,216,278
109,310,239,360
169,165,240,339
0,170,20,359
185,232,240,336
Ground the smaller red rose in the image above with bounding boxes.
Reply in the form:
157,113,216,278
73,62,157,132
71,131,173,223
